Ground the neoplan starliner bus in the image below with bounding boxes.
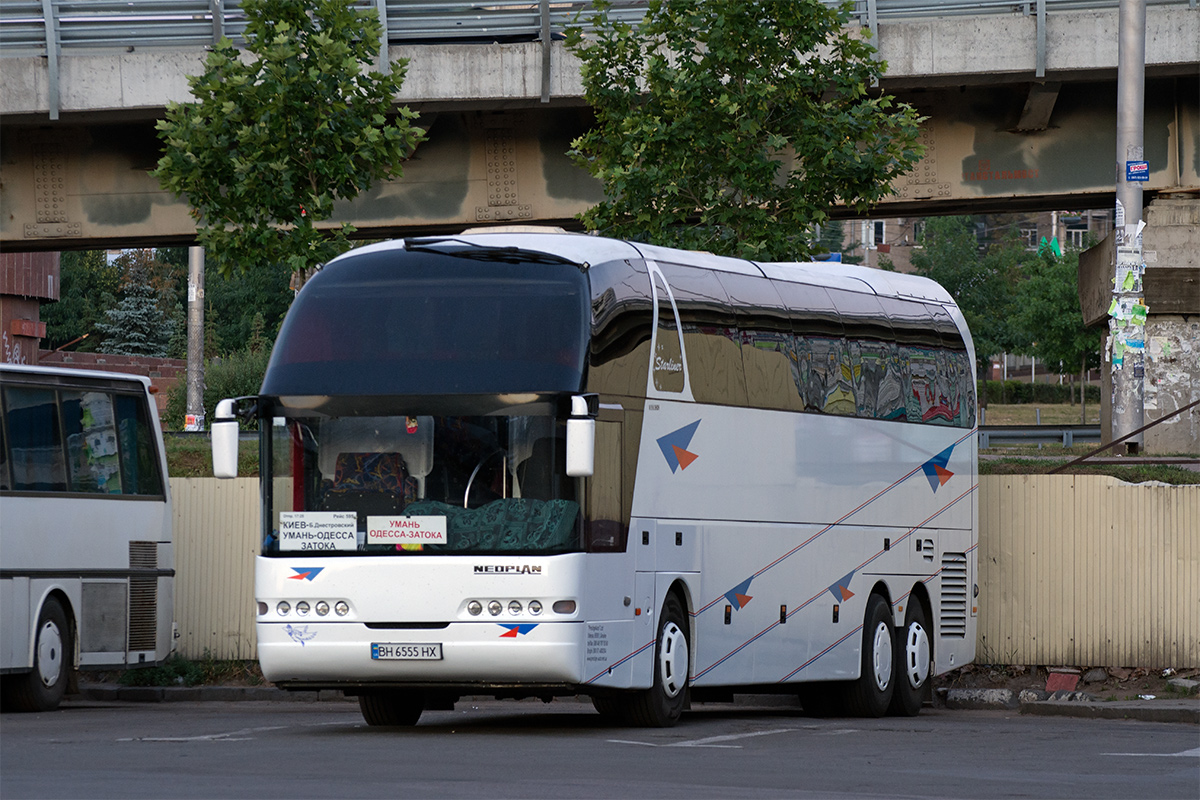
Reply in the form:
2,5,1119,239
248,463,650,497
1,365,175,712
213,231,978,727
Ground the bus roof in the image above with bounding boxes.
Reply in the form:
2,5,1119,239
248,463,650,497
333,232,956,307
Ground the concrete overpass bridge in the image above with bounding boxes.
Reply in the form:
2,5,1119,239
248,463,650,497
1,0,1197,251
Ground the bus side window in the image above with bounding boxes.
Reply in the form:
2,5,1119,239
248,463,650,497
4,387,67,492
0,403,9,491
114,394,165,495
61,391,123,494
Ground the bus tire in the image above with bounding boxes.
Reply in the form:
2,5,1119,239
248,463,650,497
797,682,843,717
888,600,931,717
4,597,71,713
625,593,689,728
844,593,895,718
358,690,424,726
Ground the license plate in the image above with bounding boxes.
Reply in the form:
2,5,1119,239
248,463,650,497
371,643,442,660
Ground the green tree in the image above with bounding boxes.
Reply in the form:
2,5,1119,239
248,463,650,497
1012,245,1103,392
567,0,924,260
41,250,121,352
95,261,176,357
910,216,1024,374
152,0,425,277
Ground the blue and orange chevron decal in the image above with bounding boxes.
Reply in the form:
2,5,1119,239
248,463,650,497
921,445,956,492
288,567,324,581
498,624,538,638
826,570,856,603
657,420,701,473
724,577,754,610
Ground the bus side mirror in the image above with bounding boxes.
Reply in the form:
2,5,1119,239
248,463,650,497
566,394,598,478
212,398,239,479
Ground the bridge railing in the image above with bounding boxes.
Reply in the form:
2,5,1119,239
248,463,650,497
1,0,1193,55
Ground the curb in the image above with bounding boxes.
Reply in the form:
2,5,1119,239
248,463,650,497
941,687,1200,724
77,683,353,704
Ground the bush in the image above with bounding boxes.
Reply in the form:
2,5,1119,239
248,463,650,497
165,348,270,430
978,380,1100,405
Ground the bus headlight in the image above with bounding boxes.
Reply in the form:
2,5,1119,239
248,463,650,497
277,601,291,616
335,601,350,617
467,601,483,616
296,601,311,616
508,600,523,615
315,601,330,617
528,600,543,615
487,600,503,616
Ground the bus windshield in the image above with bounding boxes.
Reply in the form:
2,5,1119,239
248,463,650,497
264,409,581,557
262,247,590,398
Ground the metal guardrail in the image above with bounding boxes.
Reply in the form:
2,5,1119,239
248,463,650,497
979,424,1102,448
3,0,1194,119
2,0,1193,54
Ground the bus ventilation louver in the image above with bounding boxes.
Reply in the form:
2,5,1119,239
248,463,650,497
128,542,158,652
939,552,968,639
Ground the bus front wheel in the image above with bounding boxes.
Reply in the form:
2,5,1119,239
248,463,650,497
598,593,689,728
844,593,895,718
358,690,424,726
3,597,71,713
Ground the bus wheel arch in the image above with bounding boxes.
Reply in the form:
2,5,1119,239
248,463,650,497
594,584,691,727
3,592,74,712
889,585,933,717
844,590,895,718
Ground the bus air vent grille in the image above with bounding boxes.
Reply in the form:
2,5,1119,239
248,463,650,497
128,542,158,651
939,552,968,639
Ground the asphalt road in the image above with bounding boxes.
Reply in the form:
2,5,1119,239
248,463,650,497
2,698,1197,799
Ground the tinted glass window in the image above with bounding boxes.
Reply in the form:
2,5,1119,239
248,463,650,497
265,249,590,397
62,391,123,494
716,272,796,410
658,263,744,405
115,394,165,495
650,270,686,394
4,387,66,492
587,259,653,397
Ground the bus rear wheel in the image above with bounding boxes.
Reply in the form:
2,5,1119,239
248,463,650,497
358,690,424,726
3,597,71,713
888,601,931,717
844,593,895,718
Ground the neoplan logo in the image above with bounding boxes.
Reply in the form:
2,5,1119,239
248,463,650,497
474,565,543,575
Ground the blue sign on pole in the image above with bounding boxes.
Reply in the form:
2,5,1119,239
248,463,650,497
1126,161,1149,182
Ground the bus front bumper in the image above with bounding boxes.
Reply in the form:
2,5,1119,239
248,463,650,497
257,620,586,685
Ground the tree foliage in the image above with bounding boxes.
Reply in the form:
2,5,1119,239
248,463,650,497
910,216,1025,369
1012,244,1104,375
41,250,121,351
153,0,424,277
567,0,924,260
95,252,179,357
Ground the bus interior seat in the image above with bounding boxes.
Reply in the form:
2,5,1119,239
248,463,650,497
320,452,416,519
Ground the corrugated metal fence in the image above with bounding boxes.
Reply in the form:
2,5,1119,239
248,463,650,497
170,475,1200,668
978,475,1199,669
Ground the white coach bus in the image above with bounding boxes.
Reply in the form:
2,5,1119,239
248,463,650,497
1,365,174,711
213,231,978,727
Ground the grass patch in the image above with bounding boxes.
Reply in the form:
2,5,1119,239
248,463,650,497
165,434,259,478
113,653,265,687
980,403,1100,426
981,457,1199,484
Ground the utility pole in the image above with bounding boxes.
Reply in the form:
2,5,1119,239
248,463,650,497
1112,0,1147,454
185,246,205,431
